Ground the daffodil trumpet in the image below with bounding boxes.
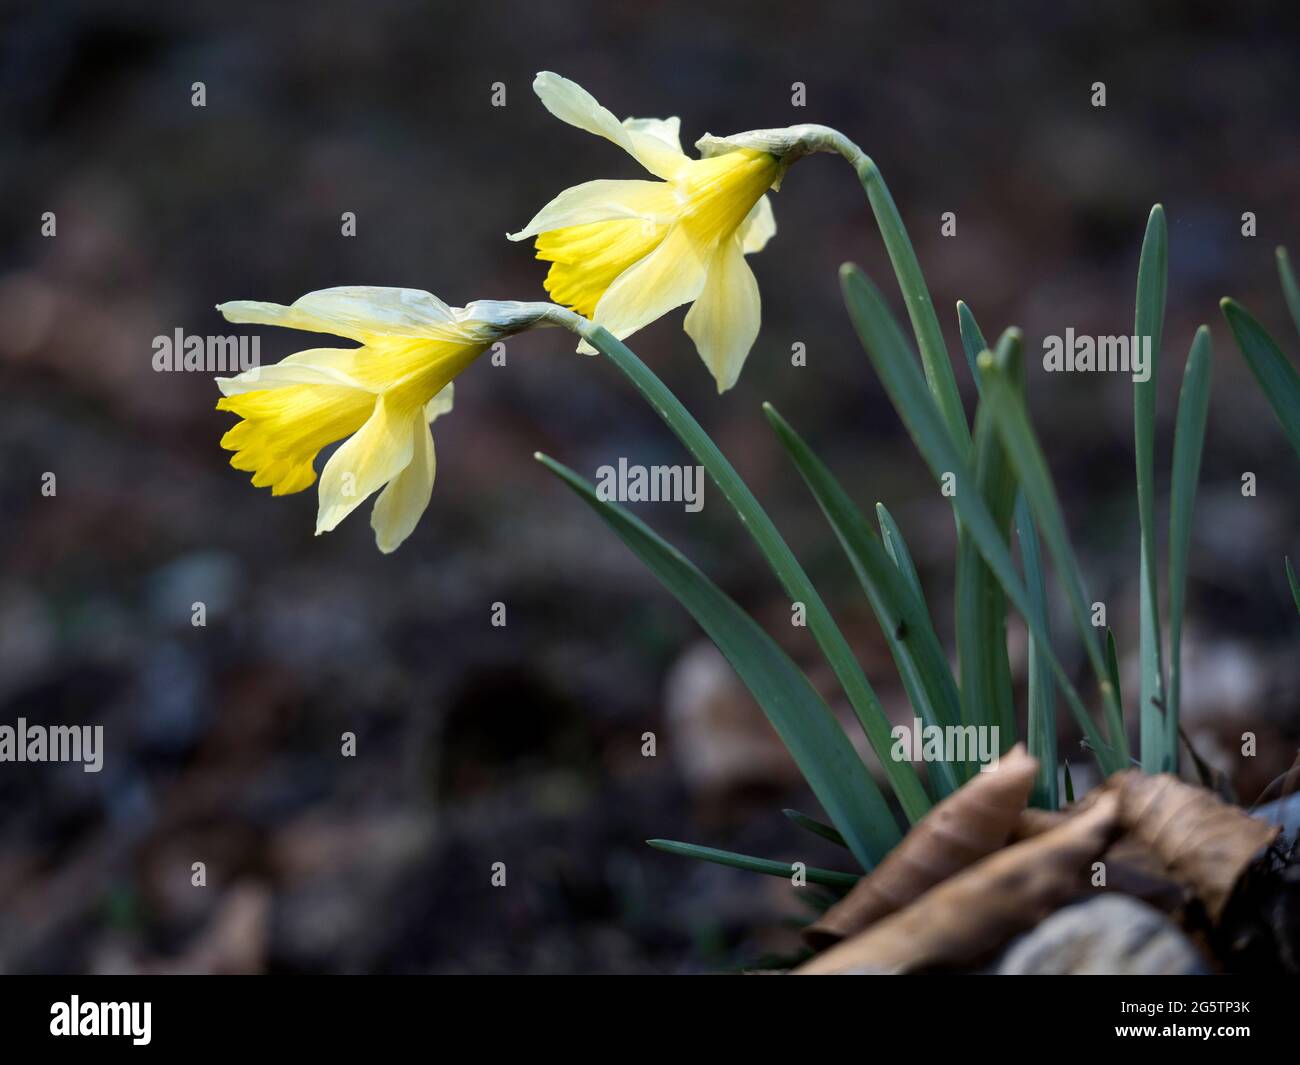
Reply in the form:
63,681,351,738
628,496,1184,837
514,74,965,447
215,288,584,553
510,72,781,394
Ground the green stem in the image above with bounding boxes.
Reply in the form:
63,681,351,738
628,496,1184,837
832,140,971,460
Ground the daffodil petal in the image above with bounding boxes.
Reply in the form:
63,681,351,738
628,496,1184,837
220,287,462,344
592,225,709,341
216,348,371,396
623,116,683,155
424,381,454,422
532,72,687,180
508,179,677,242
683,235,761,393
316,397,416,535
371,417,436,554
738,195,777,255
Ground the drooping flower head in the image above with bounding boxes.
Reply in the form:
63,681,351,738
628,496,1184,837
215,288,573,552
511,73,781,393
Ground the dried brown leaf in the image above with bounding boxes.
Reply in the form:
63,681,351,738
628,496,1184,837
1098,836,1185,912
1011,807,1068,841
803,745,1039,950
1110,770,1280,920
795,791,1120,974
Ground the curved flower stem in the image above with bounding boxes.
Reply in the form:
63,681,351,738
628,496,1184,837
827,135,972,460
698,124,970,454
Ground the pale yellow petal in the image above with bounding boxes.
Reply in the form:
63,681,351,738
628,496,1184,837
316,397,416,534
216,347,371,396
738,195,777,254
683,236,761,393
219,287,464,344
592,224,709,341
509,179,677,242
424,381,454,422
371,418,436,554
623,116,683,155
532,72,687,180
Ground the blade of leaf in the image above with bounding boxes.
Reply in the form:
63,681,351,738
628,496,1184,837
876,501,925,605
841,264,1120,774
1178,724,1218,791
1019,496,1058,809
1135,204,1168,773
1221,297,1300,463
765,402,963,796
580,325,932,824
1287,557,1300,616
784,809,848,849
957,299,988,392
646,840,860,889
957,328,1021,747
1167,326,1213,765
538,452,902,868
875,502,956,741
1105,627,1124,720
965,299,1057,800
1276,246,1300,341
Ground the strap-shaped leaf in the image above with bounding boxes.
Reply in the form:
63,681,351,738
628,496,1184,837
962,300,1056,801
784,808,848,849
1135,205,1168,772
765,403,963,797
538,452,902,869
647,840,860,888
876,502,926,605
1019,496,1058,808
1105,627,1124,727
1166,327,1213,761
1221,297,1300,463
1276,246,1300,341
579,326,933,824
958,327,1021,746
957,300,986,389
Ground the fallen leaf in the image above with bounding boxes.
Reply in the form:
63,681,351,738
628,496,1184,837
796,791,1120,974
804,745,1038,950
1098,836,1185,912
1009,797,1182,909
1110,771,1280,920
1011,807,1068,841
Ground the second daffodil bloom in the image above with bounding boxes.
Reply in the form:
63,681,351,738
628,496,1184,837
510,72,781,393
215,288,574,553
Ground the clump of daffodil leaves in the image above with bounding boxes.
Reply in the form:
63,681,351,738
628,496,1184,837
217,71,1239,891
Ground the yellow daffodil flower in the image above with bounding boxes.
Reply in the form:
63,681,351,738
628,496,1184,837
510,73,781,393
215,288,573,553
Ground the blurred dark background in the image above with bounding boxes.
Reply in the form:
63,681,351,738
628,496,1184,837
1,0,1298,973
